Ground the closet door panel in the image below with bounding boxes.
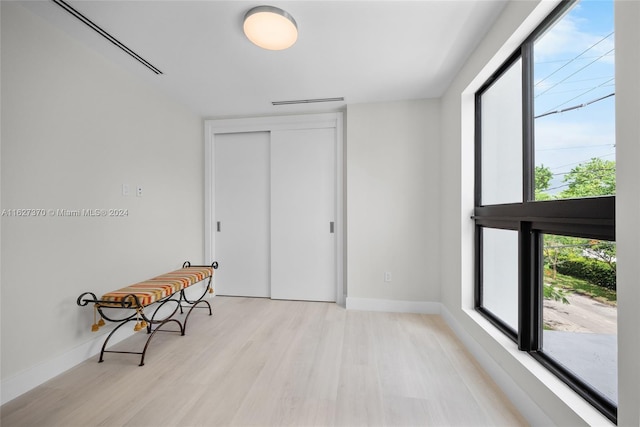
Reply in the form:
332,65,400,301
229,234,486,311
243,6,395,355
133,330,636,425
270,128,336,302
214,132,270,298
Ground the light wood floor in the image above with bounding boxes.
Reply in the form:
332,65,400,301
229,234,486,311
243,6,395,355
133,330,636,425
1,297,527,426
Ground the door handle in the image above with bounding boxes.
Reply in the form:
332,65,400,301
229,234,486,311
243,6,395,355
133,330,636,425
217,221,221,232
330,221,335,233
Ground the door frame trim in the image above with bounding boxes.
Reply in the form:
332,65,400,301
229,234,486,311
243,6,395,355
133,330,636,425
204,113,345,305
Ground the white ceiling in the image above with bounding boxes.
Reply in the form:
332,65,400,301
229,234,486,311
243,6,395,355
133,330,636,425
22,0,508,118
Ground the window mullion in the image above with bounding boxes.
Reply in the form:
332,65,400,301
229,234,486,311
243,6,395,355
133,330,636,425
474,93,482,206
532,231,543,352
522,40,534,203
474,226,483,309
518,221,535,351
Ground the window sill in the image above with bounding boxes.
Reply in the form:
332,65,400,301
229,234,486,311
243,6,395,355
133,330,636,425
454,307,615,426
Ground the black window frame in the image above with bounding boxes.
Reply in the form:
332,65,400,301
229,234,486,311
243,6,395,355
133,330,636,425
473,0,617,423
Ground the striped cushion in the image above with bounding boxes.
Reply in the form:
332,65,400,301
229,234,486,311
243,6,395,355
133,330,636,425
100,266,213,307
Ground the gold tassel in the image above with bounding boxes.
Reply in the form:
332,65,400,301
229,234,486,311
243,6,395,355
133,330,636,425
208,287,214,294
97,318,105,327
140,319,148,329
133,307,142,332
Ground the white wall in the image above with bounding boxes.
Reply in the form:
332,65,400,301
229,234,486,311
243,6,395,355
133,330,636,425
346,99,440,309
440,0,640,425
0,2,203,401
614,1,640,425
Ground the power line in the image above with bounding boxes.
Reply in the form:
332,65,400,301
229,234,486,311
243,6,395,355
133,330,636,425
544,168,616,192
537,143,615,151
540,77,615,115
538,156,616,176
536,53,614,65
535,48,615,99
546,153,615,171
551,166,616,177
541,82,614,96
535,32,614,88
543,243,599,249
535,92,615,119
545,182,570,192
545,174,615,193
550,75,614,84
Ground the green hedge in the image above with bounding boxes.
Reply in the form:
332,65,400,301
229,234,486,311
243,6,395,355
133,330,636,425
556,256,616,290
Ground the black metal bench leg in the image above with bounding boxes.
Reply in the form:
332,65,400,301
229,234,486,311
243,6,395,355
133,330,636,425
99,319,135,363
183,300,212,333
139,318,184,366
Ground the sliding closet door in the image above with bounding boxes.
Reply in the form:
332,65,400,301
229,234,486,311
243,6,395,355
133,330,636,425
270,128,336,302
214,132,270,298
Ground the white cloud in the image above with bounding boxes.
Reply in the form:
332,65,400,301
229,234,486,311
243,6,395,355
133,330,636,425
534,12,614,65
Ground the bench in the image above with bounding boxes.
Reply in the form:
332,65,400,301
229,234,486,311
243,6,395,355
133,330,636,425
77,261,218,366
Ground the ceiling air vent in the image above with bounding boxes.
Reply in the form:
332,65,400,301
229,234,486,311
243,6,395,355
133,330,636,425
52,0,163,75
272,97,345,106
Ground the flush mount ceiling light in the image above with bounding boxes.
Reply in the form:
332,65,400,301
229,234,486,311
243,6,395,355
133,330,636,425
243,6,298,50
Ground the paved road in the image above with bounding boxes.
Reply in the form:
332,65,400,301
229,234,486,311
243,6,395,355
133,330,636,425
544,292,617,334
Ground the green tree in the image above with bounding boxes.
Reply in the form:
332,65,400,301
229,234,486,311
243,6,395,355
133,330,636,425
543,235,584,279
535,164,553,200
542,235,587,305
544,283,569,304
585,240,616,273
560,158,615,198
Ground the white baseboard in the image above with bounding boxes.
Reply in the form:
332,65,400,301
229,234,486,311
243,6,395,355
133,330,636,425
345,296,441,314
0,327,135,405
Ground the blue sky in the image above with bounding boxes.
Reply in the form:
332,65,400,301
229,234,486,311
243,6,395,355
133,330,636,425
533,0,615,195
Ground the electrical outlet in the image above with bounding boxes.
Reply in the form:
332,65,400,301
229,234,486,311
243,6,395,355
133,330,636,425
384,271,392,282
122,184,130,196
136,186,143,197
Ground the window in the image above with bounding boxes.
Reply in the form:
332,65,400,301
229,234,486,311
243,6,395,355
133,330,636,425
534,0,615,201
480,58,523,206
481,228,519,332
474,0,616,422
542,235,617,404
